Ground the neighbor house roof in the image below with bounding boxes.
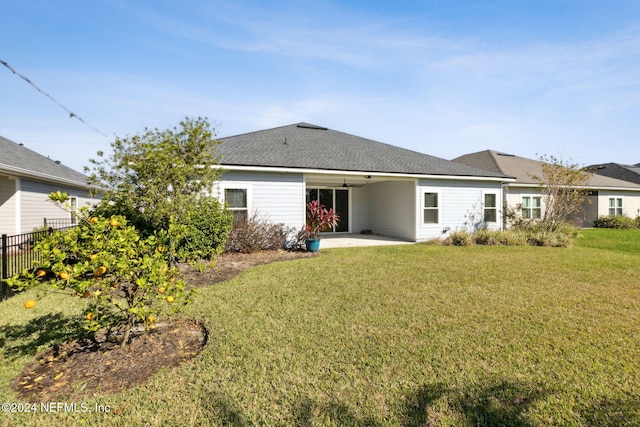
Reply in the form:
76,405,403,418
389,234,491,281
453,150,640,189
0,135,89,187
586,162,640,185
217,123,510,179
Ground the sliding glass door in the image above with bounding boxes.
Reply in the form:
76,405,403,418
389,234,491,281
306,188,349,233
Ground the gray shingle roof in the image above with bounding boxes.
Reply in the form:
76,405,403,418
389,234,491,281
454,150,640,189
586,163,640,185
0,135,89,187
217,123,509,178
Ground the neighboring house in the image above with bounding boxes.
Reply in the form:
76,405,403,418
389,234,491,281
453,150,640,227
586,163,640,186
0,135,98,235
214,123,513,241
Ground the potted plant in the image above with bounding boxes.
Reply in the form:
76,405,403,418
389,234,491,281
303,200,340,252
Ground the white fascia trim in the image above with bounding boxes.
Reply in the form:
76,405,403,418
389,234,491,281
0,165,91,189
218,165,513,183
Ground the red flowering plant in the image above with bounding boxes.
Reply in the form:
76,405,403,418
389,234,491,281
303,200,340,239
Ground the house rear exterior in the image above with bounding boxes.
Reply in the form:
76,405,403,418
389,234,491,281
0,135,97,235
215,123,512,241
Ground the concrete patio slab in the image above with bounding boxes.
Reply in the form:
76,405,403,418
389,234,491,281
317,234,414,249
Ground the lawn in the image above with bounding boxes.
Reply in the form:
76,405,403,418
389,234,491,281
1,229,639,426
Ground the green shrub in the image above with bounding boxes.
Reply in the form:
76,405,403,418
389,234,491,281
496,230,528,246
472,229,496,246
446,229,473,246
594,215,639,229
177,197,233,261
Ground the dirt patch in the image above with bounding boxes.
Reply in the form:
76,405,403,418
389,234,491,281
181,249,317,288
11,250,314,401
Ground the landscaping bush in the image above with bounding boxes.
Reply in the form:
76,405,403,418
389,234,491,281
472,229,497,245
510,220,579,247
176,197,233,261
444,229,473,246
439,222,578,248
224,214,290,253
594,215,639,229
495,230,528,246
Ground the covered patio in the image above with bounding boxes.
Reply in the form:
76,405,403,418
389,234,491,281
317,233,414,249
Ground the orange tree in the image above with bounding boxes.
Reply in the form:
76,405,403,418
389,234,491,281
8,192,191,346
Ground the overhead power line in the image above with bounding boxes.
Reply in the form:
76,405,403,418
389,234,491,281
1,58,107,137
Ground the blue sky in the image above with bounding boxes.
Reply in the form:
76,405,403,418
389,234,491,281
2,0,640,173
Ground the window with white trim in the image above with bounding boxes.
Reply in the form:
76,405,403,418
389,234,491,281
423,192,438,224
522,196,541,219
69,197,78,225
483,193,497,223
608,197,623,216
224,188,248,223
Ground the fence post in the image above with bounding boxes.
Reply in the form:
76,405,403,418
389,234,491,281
1,234,7,300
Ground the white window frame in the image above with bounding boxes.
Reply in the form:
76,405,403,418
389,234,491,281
69,196,78,225
220,184,252,223
483,192,498,223
521,196,542,220
608,197,623,216
423,191,439,225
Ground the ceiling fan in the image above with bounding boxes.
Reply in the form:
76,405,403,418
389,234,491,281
341,179,365,188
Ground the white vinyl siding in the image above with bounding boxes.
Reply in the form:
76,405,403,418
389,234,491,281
18,179,95,233
218,171,305,229
367,180,416,240
350,186,369,234
416,179,502,241
598,191,640,219
0,175,17,234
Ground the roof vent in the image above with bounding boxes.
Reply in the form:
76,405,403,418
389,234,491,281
55,160,61,164
296,124,328,130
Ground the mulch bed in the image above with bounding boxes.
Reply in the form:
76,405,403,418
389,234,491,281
11,249,315,401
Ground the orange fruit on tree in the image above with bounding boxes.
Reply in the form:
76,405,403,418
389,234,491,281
90,217,99,224
24,300,36,309
85,312,94,321
89,254,99,261
58,271,70,280
109,218,119,227
94,266,107,276
166,296,175,303
35,269,46,277
157,287,166,294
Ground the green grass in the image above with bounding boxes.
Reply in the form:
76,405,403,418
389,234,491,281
1,234,640,426
578,228,640,255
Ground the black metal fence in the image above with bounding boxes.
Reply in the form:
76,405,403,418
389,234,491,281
44,217,75,229
1,223,75,299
